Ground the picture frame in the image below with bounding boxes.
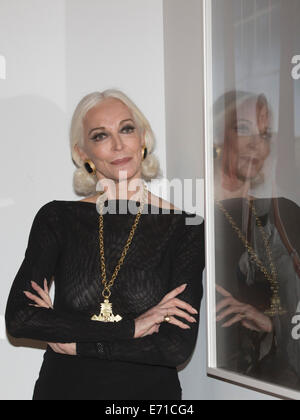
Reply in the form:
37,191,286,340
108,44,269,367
203,0,300,400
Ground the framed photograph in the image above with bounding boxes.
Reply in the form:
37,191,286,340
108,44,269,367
204,0,300,399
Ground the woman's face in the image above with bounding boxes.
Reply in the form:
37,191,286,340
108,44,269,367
227,98,271,181
75,98,145,183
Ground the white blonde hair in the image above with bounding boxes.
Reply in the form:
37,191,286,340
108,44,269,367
70,89,161,196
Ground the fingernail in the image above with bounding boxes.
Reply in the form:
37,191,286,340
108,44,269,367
192,308,198,314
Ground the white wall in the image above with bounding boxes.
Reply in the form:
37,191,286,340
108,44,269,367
0,0,165,400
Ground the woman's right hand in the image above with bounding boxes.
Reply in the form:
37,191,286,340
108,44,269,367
134,283,198,338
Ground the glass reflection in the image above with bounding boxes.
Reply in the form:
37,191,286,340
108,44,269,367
213,87,300,390
211,0,300,391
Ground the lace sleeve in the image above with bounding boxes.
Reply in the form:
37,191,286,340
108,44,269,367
77,219,205,368
5,202,135,343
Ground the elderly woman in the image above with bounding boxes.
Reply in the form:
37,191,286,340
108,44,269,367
213,90,300,390
5,89,205,400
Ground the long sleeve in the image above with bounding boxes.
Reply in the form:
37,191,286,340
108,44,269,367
77,218,205,368
5,202,135,343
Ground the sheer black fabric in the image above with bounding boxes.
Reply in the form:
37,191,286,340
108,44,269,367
5,199,205,400
215,197,300,390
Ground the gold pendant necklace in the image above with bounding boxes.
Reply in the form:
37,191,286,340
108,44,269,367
216,198,286,317
91,181,148,322
91,299,122,322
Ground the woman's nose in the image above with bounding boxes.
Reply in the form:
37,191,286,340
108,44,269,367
248,134,263,149
111,133,124,150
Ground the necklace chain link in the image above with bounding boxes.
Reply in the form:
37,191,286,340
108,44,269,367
216,198,286,317
99,182,148,300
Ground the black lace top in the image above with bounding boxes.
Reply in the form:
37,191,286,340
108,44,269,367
5,199,205,369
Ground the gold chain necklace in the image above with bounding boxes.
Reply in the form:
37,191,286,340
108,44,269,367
91,182,148,322
216,198,286,317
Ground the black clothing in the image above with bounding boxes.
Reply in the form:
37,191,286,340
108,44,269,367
215,197,300,390
5,199,205,400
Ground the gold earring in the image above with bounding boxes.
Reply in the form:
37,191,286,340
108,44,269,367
142,146,148,161
84,159,96,175
213,145,222,160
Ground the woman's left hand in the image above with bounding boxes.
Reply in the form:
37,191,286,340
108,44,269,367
24,279,76,356
216,284,273,333
47,342,76,355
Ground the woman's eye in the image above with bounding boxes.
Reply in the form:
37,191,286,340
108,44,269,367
121,125,135,134
90,125,135,141
260,131,272,140
91,133,106,141
235,124,251,136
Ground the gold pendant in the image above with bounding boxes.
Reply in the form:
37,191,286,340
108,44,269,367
91,298,123,322
264,296,287,317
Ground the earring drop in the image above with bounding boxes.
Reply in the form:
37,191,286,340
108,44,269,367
142,146,148,160
213,145,222,160
84,159,96,175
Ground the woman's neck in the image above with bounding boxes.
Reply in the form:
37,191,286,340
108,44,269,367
95,177,148,202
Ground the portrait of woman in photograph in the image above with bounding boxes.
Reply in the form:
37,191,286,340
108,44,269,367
213,90,300,390
5,89,205,400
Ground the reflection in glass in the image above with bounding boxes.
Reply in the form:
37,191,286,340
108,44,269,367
211,0,300,392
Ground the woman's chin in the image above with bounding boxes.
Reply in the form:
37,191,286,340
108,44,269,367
238,165,262,180
111,168,139,182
